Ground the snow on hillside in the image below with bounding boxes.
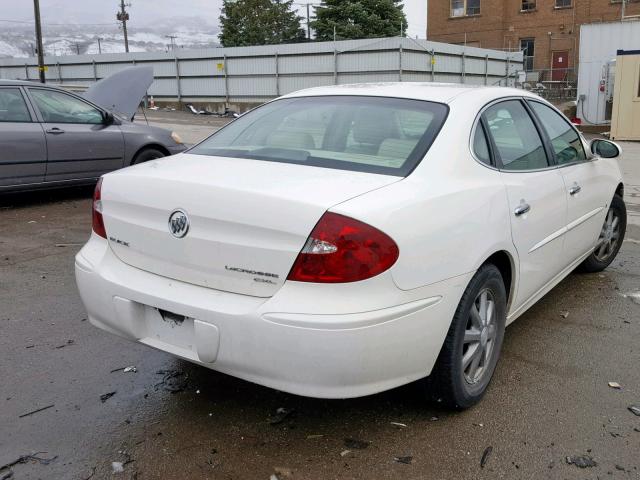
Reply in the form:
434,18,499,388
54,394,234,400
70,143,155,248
0,21,220,58
0,41,25,58
84,41,147,55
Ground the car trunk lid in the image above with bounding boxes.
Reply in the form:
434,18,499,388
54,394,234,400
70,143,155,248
101,153,399,297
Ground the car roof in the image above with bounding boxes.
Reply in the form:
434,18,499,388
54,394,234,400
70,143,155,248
281,82,537,104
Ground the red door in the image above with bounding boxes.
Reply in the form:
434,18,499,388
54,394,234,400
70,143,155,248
551,51,568,81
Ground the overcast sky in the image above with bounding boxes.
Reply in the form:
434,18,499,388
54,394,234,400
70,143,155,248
6,0,427,38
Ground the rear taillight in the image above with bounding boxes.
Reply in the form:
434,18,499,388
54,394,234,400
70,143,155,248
287,212,399,283
92,178,107,238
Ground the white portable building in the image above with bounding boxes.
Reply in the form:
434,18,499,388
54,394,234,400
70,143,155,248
577,21,640,125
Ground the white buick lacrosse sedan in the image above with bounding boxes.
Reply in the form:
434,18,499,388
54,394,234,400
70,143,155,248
75,83,626,408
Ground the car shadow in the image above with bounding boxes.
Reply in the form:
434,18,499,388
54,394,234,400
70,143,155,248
158,357,446,422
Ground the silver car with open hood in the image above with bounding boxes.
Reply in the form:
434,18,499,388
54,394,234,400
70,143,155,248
0,66,186,192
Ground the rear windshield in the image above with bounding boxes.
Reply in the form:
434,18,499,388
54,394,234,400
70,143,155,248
190,95,448,176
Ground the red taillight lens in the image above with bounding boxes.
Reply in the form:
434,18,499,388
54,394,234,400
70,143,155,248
92,178,107,238
287,212,399,283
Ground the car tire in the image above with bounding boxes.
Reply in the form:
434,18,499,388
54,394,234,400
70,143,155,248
578,194,626,273
422,264,507,409
132,148,166,165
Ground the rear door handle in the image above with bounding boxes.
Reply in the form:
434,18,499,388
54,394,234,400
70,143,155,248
569,184,581,195
45,128,65,135
514,203,531,216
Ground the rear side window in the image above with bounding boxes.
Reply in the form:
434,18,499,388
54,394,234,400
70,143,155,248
482,100,548,171
473,123,491,165
0,88,31,122
528,101,586,165
190,96,449,176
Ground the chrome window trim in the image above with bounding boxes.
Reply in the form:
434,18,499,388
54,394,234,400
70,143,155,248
469,95,568,173
524,98,592,167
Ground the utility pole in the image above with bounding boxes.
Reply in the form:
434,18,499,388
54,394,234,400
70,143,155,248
33,0,46,83
165,35,177,51
97,37,102,54
117,0,130,53
306,3,311,40
75,43,80,55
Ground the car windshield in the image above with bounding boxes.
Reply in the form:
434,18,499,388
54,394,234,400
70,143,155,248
190,95,448,176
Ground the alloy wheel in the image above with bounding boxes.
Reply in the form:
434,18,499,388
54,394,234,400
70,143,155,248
594,207,621,263
462,288,497,385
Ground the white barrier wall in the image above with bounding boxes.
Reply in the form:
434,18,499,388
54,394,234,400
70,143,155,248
0,37,523,105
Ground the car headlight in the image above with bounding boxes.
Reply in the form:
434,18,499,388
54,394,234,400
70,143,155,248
171,132,184,144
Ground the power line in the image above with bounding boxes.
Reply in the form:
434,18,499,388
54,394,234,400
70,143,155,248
32,0,45,83
292,2,320,40
0,18,36,23
116,0,130,53
0,18,117,26
165,34,177,51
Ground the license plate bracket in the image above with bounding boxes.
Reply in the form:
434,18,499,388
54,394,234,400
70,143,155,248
158,308,186,326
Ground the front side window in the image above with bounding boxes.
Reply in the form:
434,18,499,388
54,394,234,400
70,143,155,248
482,100,548,171
190,96,449,176
451,0,480,16
29,88,103,124
528,101,586,165
0,88,31,122
521,0,536,11
520,38,535,71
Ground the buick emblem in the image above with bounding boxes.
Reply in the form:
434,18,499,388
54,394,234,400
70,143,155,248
168,209,189,238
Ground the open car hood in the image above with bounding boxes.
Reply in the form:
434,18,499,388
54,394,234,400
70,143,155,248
83,66,153,121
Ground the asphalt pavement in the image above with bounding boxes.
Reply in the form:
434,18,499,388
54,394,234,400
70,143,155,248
1,134,639,480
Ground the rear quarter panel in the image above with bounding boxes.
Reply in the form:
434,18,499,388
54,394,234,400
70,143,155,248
332,97,518,293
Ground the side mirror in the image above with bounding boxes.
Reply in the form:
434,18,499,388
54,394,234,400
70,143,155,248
590,139,620,159
102,111,115,125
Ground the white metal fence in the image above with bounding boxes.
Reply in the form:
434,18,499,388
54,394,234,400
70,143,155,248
0,37,523,105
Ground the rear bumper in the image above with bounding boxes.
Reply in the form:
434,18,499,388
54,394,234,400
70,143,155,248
75,235,470,398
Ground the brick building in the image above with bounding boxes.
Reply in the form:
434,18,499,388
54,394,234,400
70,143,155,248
427,0,640,80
